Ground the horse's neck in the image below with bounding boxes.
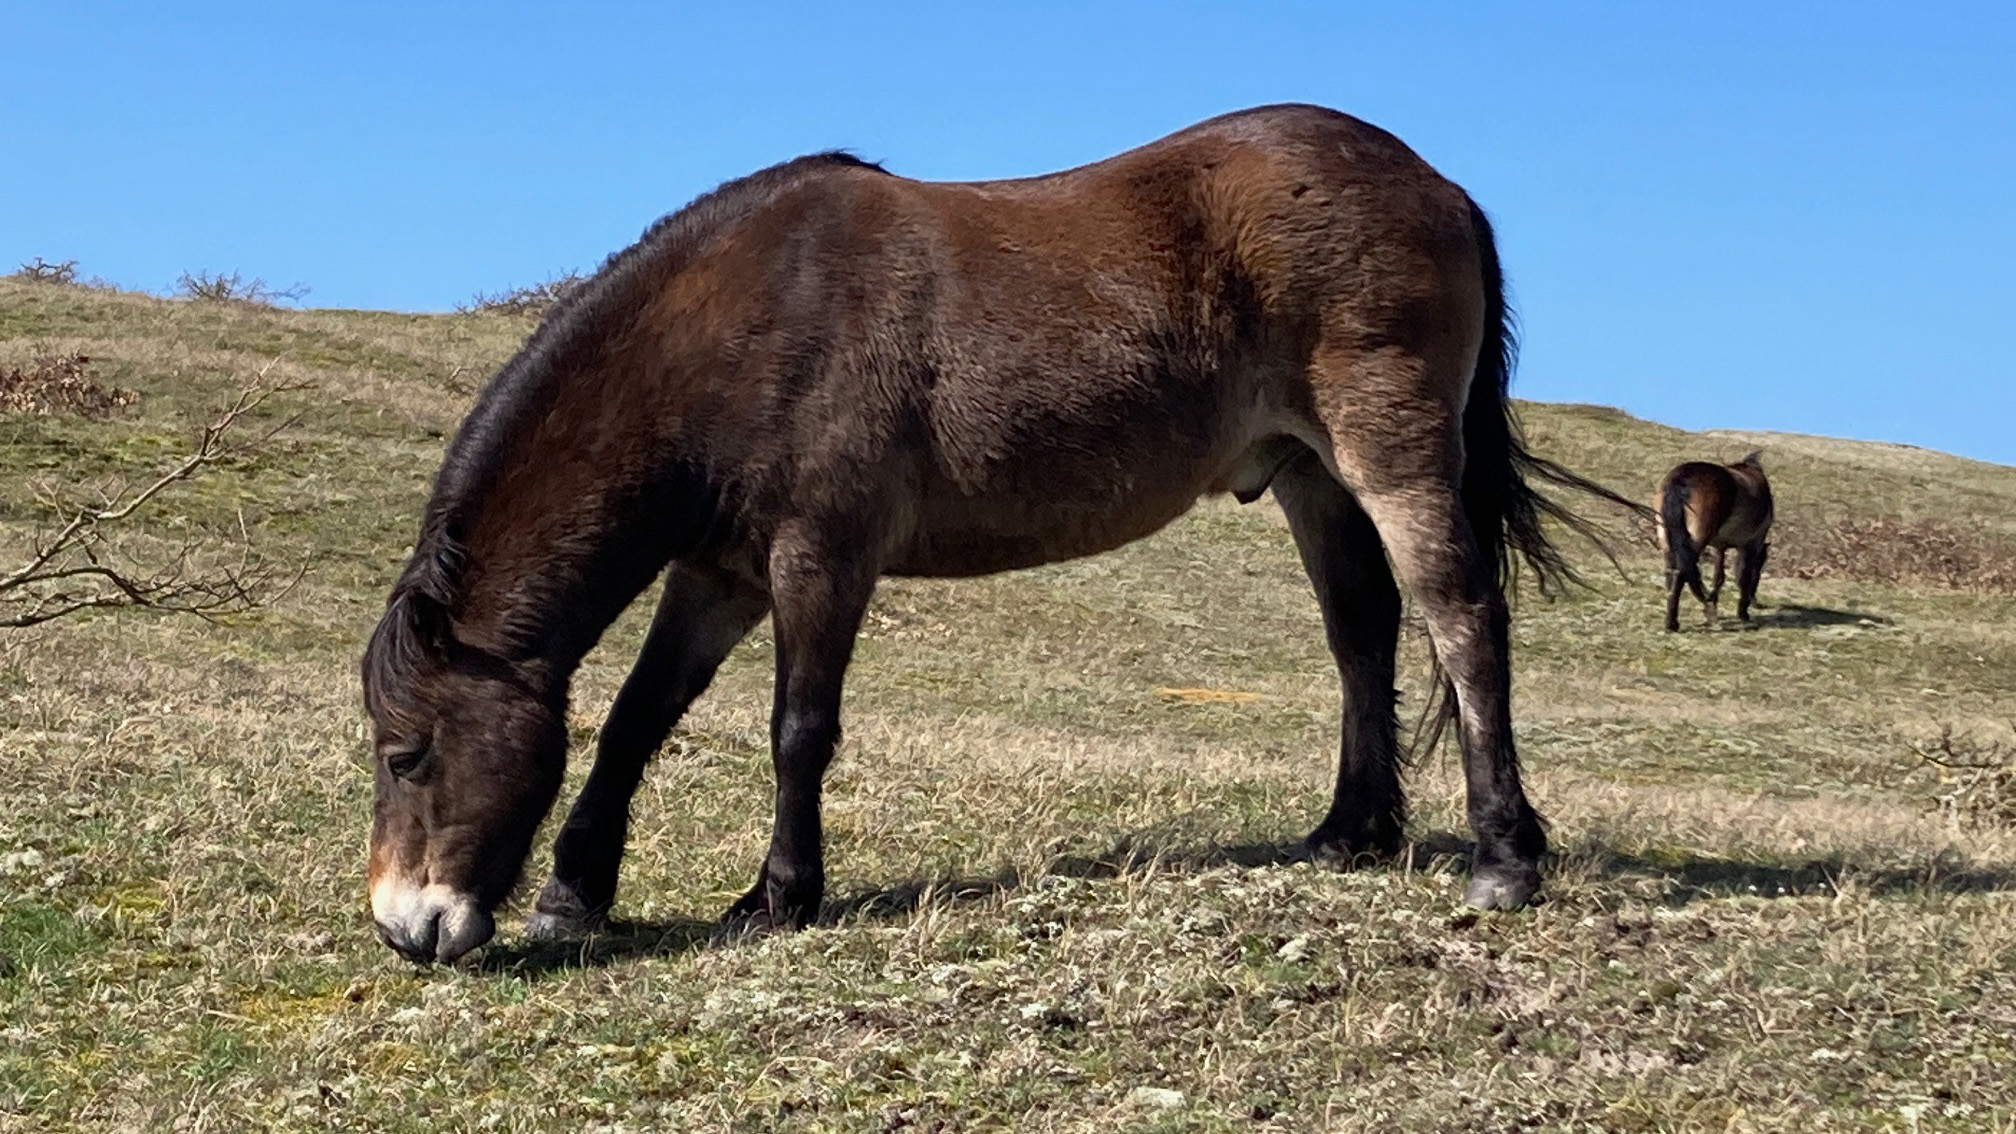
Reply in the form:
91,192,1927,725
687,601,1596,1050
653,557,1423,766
451,495,672,671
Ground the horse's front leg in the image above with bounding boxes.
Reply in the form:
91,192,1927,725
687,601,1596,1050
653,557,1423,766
725,523,878,930
528,562,769,938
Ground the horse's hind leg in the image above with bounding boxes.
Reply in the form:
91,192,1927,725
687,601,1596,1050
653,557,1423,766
1272,452,1405,862
1704,548,1727,625
528,562,770,937
1314,360,1545,909
1736,539,1768,621
1665,543,1711,631
1356,482,1543,908
725,522,880,930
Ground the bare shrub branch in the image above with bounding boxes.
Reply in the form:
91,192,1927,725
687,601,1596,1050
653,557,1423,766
11,258,79,285
1910,724,2016,831
457,272,585,317
1,370,311,629
174,270,310,307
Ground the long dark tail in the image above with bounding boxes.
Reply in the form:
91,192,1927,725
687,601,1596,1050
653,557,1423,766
1660,477,1702,594
1459,199,1653,598
1460,199,1575,601
1414,199,1645,755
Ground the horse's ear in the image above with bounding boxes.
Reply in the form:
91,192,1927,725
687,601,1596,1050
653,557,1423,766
1740,450,1764,468
363,584,453,704
404,589,454,655
400,516,466,656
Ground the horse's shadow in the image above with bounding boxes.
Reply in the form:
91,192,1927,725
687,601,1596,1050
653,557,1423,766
1744,602,1893,630
476,838,1314,976
1568,842,2010,903
477,829,2014,976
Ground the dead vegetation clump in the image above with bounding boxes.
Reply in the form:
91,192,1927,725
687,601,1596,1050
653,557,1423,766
459,272,585,316
9,257,119,291
173,270,310,307
1911,725,2016,831
1771,514,2016,593
10,257,79,285
0,353,138,418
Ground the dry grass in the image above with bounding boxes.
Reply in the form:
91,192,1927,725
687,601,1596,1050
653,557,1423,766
3,278,2015,1132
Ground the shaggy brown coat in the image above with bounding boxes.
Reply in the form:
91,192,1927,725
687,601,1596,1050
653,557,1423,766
362,103,1587,964
1655,452,1775,631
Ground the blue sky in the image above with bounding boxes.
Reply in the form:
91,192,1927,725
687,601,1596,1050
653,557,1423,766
6,2,2013,464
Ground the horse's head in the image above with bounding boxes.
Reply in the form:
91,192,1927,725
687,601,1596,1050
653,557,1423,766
360,568,567,964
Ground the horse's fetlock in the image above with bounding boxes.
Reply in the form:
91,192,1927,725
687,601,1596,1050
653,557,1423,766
1308,807,1405,864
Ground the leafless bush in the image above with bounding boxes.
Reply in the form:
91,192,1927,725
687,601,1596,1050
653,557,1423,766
12,258,79,285
1773,514,2016,593
1,353,139,418
1911,725,2016,831
459,272,585,317
174,270,310,307
1,373,309,628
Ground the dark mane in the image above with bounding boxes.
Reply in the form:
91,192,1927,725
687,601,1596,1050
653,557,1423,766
432,150,886,515
364,151,887,706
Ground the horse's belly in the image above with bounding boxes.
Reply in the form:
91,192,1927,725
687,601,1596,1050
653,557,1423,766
887,484,1206,577
1711,507,1770,548
876,344,1316,578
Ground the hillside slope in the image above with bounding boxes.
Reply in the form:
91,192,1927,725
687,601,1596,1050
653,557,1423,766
3,279,2013,1132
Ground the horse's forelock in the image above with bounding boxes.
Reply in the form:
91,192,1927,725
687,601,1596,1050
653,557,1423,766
362,521,468,721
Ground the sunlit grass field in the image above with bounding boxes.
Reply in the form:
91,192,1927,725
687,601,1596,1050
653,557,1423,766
3,277,2013,1132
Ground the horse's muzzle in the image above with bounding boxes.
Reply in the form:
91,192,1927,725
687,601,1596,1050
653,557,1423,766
371,881,495,964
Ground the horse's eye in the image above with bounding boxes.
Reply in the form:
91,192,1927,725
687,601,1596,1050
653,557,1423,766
384,744,431,780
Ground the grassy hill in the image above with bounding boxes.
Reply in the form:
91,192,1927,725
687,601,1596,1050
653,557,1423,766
3,276,2013,1132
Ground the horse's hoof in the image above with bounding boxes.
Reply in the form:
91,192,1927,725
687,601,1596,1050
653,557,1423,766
527,877,608,939
721,867,819,931
1463,867,1540,911
1306,822,1404,869
719,901,815,933
718,907,783,936
524,909,598,940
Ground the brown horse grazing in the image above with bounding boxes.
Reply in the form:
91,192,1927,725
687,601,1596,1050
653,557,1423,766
361,103,1603,965
1655,452,1774,631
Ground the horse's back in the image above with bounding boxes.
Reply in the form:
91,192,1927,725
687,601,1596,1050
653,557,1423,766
629,106,1492,576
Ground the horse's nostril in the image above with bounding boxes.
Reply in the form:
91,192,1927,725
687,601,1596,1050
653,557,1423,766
375,914,441,964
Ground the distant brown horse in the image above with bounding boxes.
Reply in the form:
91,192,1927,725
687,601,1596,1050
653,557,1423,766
1655,452,1774,631
361,104,1610,964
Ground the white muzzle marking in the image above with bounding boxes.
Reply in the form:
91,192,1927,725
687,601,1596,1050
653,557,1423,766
371,880,494,963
